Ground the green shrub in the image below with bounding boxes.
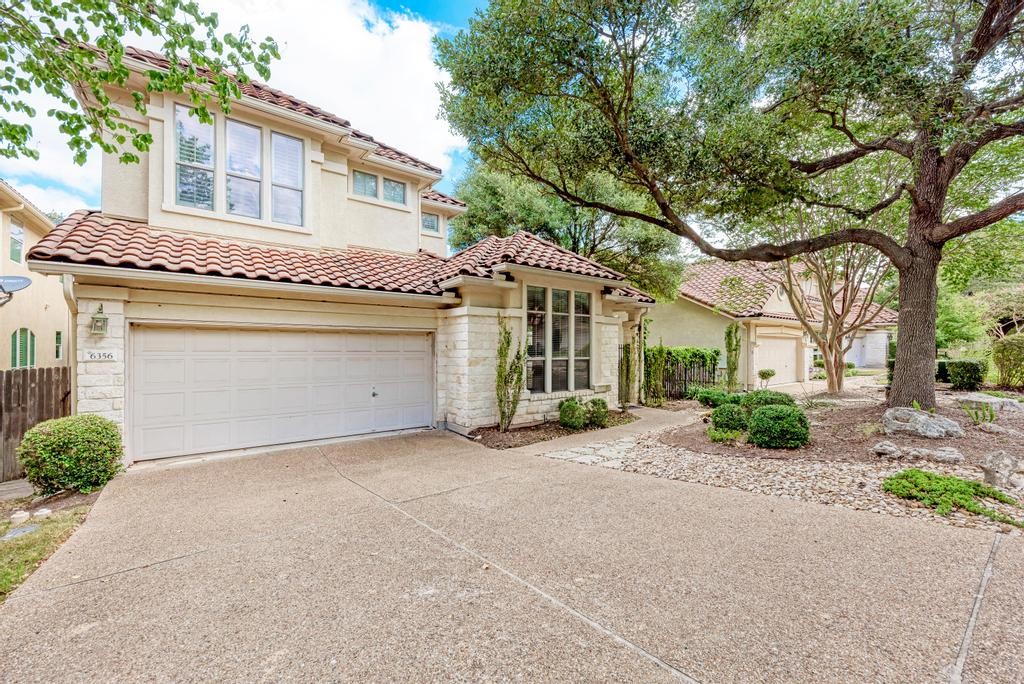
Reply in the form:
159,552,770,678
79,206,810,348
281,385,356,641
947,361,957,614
739,389,796,414
935,359,950,383
747,405,810,449
947,359,987,391
711,403,748,431
992,335,1024,389
587,398,609,428
845,361,856,369
18,414,123,495
887,357,896,385
757,368,776,388
696,388,727,407
707,426,743,443
558,398,589,430
882,469,1021,527
643,344,669,406
813,358,825,368
683,386,702,400
723,392,744,405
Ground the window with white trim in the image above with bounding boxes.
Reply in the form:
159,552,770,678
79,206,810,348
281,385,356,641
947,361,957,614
55,331,63,360
9,221,24,263
353,170,378,198
173,105,306,226
271,132,304,225
526,286,591,393
382,177,406,205
421,212,440,233
11,328,35,368
226,119,261,219
174,105,215,210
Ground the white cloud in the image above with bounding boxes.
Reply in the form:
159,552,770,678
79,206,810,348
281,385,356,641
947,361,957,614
0,0,466,208
13,183,95,218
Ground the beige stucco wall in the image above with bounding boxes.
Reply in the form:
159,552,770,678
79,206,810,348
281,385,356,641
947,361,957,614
99,93,461,258
0,210,70,369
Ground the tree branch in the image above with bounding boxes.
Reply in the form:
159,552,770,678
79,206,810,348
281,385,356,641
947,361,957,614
932,191,1024,242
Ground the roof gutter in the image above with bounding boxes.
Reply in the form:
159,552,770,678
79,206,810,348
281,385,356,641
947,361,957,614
27,260,461,307
422,198,467,214
603,293,654,308
491,263,625,288
437,275,517,291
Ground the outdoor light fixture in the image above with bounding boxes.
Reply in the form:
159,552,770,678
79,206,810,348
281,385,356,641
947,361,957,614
90,304,109,335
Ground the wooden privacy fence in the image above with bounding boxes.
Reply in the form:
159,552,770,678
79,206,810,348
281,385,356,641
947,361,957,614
1,366,71,482
663,361,726,398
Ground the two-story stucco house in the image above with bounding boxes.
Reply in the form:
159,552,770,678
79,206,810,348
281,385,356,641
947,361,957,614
27,47,652,463
1,180,70,370
648,261,895,388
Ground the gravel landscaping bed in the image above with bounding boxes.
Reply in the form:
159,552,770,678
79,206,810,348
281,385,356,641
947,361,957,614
620,433,1022,533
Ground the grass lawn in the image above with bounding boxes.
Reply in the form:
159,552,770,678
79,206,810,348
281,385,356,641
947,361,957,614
1,497,91,604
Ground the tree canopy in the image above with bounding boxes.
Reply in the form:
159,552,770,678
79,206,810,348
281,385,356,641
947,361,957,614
450,163,683,299
1,0,279,164
437,0,1024,407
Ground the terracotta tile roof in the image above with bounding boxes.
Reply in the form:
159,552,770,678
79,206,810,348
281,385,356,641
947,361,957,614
677,260,896,325
123,46,441,175
678,261,780,317
421,189,466,208
28,212,654,303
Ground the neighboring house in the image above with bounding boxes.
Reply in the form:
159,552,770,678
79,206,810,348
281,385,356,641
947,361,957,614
647,261,896,388
28,47,652,463
0,180,70,370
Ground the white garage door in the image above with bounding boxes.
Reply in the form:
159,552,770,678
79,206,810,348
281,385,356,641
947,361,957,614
755,336,798,385
131,326,432,460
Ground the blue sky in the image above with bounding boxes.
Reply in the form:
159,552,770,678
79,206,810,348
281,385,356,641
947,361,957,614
0,0,484,214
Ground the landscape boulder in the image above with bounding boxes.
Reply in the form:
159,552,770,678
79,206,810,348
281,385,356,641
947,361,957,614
980,451,1020,489
904,446,965,465
872,441,902,458
978,422,1023,437
960,392,1024,414
882,407,965,439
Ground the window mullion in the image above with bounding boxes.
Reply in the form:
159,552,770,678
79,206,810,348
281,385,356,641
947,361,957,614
545,287,552,394
568,290,576,392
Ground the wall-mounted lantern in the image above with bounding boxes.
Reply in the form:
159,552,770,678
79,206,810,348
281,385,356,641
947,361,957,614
90,304,109,335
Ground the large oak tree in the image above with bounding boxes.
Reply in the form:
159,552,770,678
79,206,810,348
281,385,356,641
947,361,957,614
437,0,1024,408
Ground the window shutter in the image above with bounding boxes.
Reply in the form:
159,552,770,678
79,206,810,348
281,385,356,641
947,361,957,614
28,331,35,367
10,331,16,367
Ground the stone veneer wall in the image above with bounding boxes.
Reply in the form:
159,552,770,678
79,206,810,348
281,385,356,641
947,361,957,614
74,297,128,427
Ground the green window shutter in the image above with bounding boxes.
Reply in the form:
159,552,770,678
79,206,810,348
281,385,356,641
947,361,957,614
28,331,35,367
10,331,15,367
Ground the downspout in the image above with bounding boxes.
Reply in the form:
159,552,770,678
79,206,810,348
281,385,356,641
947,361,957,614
62,274,78,414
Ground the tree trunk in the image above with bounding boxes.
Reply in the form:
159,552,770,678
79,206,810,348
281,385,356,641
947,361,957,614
818,344,845,393
889,241,942,409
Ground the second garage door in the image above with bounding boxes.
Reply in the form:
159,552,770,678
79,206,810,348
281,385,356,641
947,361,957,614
131,326,432,460
754,336,798,386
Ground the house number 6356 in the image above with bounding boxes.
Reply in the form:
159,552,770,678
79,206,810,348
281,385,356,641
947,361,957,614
85,351,116,361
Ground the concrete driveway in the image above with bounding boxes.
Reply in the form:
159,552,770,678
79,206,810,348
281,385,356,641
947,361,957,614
1,419,1019,683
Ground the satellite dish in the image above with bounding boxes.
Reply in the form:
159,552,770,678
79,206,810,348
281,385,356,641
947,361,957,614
0,275,31,293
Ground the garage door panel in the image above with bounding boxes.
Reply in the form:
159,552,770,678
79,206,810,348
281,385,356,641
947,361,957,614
139,358,186,385
192,389,232,417
132,327,432,460
756,337,798,385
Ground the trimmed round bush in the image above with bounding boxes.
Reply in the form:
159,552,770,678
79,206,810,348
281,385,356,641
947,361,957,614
587,398,609,428
558,398,588,430
18,414,123,495
947,359,987,391
747,405,810,449
739,389,796,414
696,388,727,407
711,403,748,432
992,335,1024,389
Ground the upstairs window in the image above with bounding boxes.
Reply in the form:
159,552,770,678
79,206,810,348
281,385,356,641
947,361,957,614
226,119,262,219
382,177,406,205
55,331,63,360
421,212,440,233
11,328,35,368
9,221,24,263
353,170,378,198
272,133,304,225
174,105,215,210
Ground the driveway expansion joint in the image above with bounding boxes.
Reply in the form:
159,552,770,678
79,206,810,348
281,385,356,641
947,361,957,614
315,447,702,683
948,533,1002,684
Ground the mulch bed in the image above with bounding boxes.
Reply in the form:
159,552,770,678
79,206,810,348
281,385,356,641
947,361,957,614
658,391,1024,465
472,411,637,450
